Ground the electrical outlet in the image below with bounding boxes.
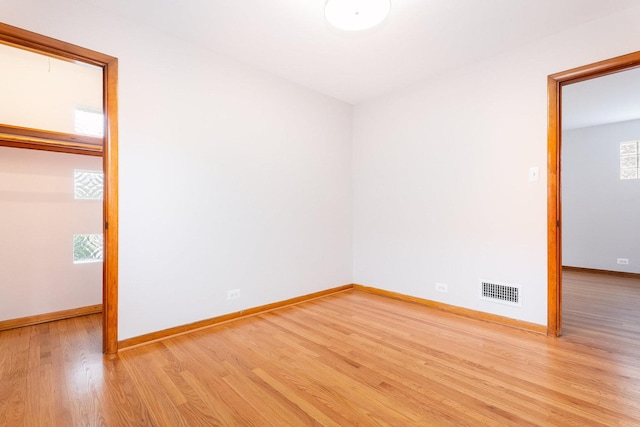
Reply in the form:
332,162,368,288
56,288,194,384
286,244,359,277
227,289,241,300
435,283,448,293
617,258,629,265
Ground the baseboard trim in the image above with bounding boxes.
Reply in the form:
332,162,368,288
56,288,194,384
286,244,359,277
0,304,103,331
118,284,354,350
119,281,550,351
353,284,547,335
563,266,640,280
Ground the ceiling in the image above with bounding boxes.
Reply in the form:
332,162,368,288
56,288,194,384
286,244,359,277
81,0,639,104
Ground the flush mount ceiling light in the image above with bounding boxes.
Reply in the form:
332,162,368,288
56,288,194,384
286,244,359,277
324,0,391,31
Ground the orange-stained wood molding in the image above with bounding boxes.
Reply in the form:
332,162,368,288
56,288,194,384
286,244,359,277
547,50,640,338
563,266,640,280
353,284,547,334
118,285,354,350
0,304,103,331
0,124,103,145
0,134,103,156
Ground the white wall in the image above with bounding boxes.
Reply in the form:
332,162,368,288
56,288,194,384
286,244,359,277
1,0,353,339
0,42,102,135
353,6,640,326
562,119,640,273
0,147,102,321
5,0,640,336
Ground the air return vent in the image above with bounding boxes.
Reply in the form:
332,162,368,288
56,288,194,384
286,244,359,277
480,281,521,307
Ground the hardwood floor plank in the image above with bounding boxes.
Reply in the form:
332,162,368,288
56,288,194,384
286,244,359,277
2,272,640,426
212,319,354,425
255,310,460,424
101,354,156,426
252,368,340,427
120,343,191,427
294,298,572,425
57,316,104,426
0,327,29,426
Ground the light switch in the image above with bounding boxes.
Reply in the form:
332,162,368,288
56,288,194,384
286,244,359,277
529,167,539,182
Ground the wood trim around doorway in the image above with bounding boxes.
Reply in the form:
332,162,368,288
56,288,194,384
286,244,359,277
0,22,119,354
547,51,640,337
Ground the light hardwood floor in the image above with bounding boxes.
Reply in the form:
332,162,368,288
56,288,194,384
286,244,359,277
2,272,639,426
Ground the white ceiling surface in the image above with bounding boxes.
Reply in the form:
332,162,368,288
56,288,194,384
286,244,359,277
80,0,639,104
563,67,640,130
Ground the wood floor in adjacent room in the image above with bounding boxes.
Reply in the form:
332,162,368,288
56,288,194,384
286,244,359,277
2,271,640,426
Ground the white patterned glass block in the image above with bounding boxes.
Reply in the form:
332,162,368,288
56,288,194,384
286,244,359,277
620,141,638,156
621,168,638,180
73,234,104,263
74,109,104,137
619,141,639,180
74,170,104,200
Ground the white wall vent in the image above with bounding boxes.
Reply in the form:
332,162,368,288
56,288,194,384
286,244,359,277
480,281,521,307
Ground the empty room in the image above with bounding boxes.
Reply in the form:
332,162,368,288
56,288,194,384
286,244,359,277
1,0,640,425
